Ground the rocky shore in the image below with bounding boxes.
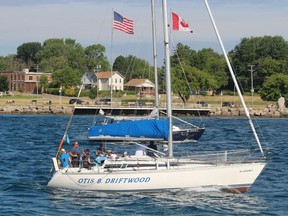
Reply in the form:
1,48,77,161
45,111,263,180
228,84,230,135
0,105,73,115
0,104,287,117
209,105,288,118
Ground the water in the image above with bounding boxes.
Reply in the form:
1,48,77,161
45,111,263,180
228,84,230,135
0,114,287,216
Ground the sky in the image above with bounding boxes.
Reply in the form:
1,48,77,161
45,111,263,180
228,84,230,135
0,0,287,65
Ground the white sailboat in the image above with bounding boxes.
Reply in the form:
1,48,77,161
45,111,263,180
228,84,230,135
47,0,267,193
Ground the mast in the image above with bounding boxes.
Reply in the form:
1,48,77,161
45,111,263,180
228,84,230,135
204,0,264,156
151,0,159,113
110,9,114,108
162,0,173,157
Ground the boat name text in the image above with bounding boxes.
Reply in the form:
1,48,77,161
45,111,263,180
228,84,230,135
77,177,151,184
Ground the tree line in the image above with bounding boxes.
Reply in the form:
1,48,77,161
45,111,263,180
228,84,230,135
0,36,287,103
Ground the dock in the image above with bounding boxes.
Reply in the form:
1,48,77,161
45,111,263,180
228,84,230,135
74,106,210,116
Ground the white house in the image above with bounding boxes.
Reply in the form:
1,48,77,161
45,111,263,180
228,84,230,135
97,71,124,91
81,72,97,89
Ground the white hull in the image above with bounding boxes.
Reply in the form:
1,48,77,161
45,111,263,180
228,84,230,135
48,156,266,193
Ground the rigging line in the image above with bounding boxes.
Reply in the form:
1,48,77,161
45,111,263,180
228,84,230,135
127,56,137,80
92,107,101,125
170,37,192,92
56,85,84,158
226,53,246,97
253,118,270,148
95,6,110,44
204,0,264,156
169,35,203,122
159,110,200,128
142,60,150,79
129,141,166,156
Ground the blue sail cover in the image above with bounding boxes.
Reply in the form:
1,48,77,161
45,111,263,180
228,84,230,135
89,119,169,139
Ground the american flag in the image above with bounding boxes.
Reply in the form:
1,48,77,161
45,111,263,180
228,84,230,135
113,11,134,34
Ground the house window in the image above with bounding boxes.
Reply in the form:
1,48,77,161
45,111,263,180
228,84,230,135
115,79,117,83
29,76,33,81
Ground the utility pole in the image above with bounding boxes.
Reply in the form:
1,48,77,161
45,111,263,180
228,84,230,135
96,65,101,99
36,64,39,98
248,65,255,108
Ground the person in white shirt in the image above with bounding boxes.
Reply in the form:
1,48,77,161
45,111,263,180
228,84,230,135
135,145,146,156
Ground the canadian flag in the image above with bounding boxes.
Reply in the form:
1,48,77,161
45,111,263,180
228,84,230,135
172,12,193,33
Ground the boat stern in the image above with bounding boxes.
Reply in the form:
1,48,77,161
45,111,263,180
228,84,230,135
47,157,60,187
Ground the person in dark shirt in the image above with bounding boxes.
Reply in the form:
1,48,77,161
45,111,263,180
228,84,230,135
82,149,92,169
96,143,105,156
69,141,81,167
147,141,157,157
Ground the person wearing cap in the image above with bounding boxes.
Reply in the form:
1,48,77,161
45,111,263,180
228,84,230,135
82,149,92,169
59,148,69,168
69,141,81,167
106,150,117,160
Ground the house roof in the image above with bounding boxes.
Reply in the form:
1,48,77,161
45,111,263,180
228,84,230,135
81,72,97,84
124,79,155,88
97,71,124,79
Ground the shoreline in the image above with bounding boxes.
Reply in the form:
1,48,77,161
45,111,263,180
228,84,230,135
0,105,287,118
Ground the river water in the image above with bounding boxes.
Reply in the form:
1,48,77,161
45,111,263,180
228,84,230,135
0,114,287,215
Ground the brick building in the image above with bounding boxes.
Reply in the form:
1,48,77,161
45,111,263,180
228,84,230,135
0,69,52,93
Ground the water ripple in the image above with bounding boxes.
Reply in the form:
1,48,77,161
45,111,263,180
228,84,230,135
0,115,287,215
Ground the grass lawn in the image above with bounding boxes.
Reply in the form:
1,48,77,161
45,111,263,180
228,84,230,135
0,92,276,110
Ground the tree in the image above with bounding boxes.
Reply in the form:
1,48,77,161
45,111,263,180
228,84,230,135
36,38,87,73
40,75,49,93
0,55,26,71
85,44,110,71
230,36,288,92
88,87,98,100
113,55,126,74
51,66,81,88
113,55,151,82
259,73,288,101
39,56,69,72
17,42,42,69
194,48,228,90
171,63,217,103
170,44,227,98
0,75,9,92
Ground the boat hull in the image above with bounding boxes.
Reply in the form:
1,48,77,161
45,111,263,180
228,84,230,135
173,127,205,142
48,159,266,193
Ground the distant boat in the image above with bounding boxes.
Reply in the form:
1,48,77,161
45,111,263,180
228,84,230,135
87,108,205,143
48,0,267,193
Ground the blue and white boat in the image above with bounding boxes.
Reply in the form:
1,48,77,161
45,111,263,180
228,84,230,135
87,112,205,142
